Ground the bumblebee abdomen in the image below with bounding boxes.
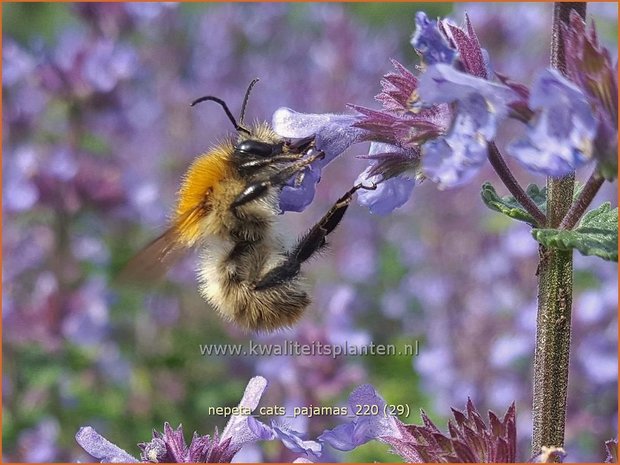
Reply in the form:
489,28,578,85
211,282,310,332
197,236,310,332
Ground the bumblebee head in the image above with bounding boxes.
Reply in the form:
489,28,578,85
191,79,313,161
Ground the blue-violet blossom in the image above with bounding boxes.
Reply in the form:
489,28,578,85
319,384,518,463
272,107,370,212
418,64,517,187
507,69,597,177
75,376,317,463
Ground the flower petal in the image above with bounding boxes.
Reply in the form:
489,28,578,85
319,422,363,451
411,12,456,66
221,376,268,450
355,143,416,215
76,427,139,463
507,69,597,176
422,112,488,188
278,165,321,213
271,424,322,459
272,108,368,212
247,416,276,441
419,64,516,138
319,384,402,451
356,169,415,215
272,107,367,168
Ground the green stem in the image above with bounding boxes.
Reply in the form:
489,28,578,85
531,2,586,456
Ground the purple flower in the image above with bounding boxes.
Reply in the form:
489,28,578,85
76,427,139,463
76,376,274,462
124,3,178,22
272,107,369,212
507,69,597,177
318,384,401,451
39,30,137,97
418,64,516,187
278,166,321,213
372,59,420,114
418,64,516,139
421,110,489,188
3,146,40,213
137,424,237,463
355,143,417,215
320,384,518,463
17,418,60,463
412,11,489,79
388,399,517,463
563,11,618,179
351,60,452,147
411,12,456,66
356,171,415,215
219,376,269,450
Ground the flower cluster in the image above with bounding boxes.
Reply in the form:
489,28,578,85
561,10,618,179
273,10,617,214
319,384,518,462
76,377,321,463
318,383,617,463
78,379,614,463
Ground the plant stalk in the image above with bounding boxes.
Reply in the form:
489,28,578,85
488,142,547,227
531,2,586,456
559,171,605,230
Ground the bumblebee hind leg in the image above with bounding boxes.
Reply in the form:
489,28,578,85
254,183,376,290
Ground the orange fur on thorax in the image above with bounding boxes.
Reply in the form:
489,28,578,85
174,142,234,246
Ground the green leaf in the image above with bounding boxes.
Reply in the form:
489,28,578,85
481,182,547,225
532,203,618,261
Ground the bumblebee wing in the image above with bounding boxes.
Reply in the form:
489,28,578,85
116,226,188,285
117,192,211,285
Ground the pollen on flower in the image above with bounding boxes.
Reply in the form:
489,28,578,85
143,437,167,463
407,89,422,113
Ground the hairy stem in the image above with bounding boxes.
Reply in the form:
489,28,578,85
488,142,547,227
559,171,605,230
531,2,586,457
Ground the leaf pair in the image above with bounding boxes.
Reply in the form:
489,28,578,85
481,182,618,262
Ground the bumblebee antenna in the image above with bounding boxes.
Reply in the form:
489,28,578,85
239,78,260,125
190,95,251,135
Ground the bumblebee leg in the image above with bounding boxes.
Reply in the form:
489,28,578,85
231,150,325,209
238,154,303,175
254,183,376,290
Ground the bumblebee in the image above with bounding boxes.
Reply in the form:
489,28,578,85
127,80,373,332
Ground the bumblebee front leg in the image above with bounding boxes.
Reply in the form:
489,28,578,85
254,183,376,290
231,150,325,209
237,154,303,176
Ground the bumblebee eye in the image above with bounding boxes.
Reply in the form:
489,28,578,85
236,140,275,157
